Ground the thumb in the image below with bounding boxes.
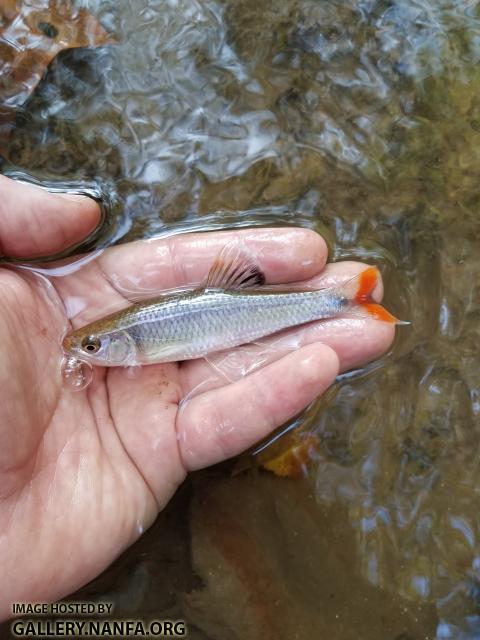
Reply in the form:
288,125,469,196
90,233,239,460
0,175,101,258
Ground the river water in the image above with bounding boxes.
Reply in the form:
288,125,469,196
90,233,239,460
2,0,480,638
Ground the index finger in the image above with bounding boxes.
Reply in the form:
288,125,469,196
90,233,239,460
55,227,328,327
97,227,328,295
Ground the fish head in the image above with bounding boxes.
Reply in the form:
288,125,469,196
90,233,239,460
62,327,136,366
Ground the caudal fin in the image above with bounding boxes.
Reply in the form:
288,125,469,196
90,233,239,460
340,266,407,324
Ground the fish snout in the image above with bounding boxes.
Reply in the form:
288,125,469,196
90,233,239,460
62,333,77,353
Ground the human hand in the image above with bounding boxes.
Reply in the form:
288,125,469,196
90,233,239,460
0,176,394,618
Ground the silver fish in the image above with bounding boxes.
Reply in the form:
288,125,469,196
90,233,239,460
62,244,399,367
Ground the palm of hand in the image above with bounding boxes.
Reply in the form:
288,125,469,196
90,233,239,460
0,239,331,612
1,265,183,611
0,181,394,617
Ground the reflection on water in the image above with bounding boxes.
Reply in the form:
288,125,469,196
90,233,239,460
2,0,480,637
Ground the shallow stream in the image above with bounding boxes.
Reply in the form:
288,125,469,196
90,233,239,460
2,1,480,637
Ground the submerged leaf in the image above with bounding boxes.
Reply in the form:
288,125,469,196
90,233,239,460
259,432,319,478
0,0,115,148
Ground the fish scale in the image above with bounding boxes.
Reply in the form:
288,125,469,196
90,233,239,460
123,289,345,362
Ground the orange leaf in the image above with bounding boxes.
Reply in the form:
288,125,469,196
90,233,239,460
259,432,319,479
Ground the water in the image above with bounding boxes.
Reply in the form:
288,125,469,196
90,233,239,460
2,0,480,637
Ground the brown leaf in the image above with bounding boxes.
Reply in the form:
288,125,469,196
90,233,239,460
0,0,18,25
0,0,115,150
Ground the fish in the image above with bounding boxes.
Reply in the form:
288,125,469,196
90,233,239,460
62,244,403,367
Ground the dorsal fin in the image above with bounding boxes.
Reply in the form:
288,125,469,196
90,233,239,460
204,243,266,290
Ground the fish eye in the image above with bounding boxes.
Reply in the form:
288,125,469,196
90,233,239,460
81,336,102,354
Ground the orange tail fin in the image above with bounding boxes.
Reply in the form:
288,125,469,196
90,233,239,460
354,266,379,304
360,302,401,323
347,266,405,324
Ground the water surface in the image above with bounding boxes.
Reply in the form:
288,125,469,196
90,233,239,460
2,0,480,637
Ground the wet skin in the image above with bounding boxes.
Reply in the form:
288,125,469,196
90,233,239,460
0,175,394,619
